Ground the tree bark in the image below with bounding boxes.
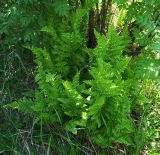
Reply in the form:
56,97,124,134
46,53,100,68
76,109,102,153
100,0,112,35
87,9,97,48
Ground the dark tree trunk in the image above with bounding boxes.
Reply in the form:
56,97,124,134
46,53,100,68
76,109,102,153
100,0,112,35
95,1,101,32
87,9,97,48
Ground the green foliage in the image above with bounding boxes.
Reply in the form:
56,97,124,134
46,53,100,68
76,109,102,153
82,27,134,147
53,0,70,16
1,0,160,154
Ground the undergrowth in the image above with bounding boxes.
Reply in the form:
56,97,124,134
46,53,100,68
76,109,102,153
0,0,159,154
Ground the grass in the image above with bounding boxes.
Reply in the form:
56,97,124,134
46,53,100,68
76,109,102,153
0,24,159,155
0,52,159,155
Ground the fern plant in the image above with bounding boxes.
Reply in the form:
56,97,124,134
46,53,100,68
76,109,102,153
7,25,134,148
4,0,160,153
